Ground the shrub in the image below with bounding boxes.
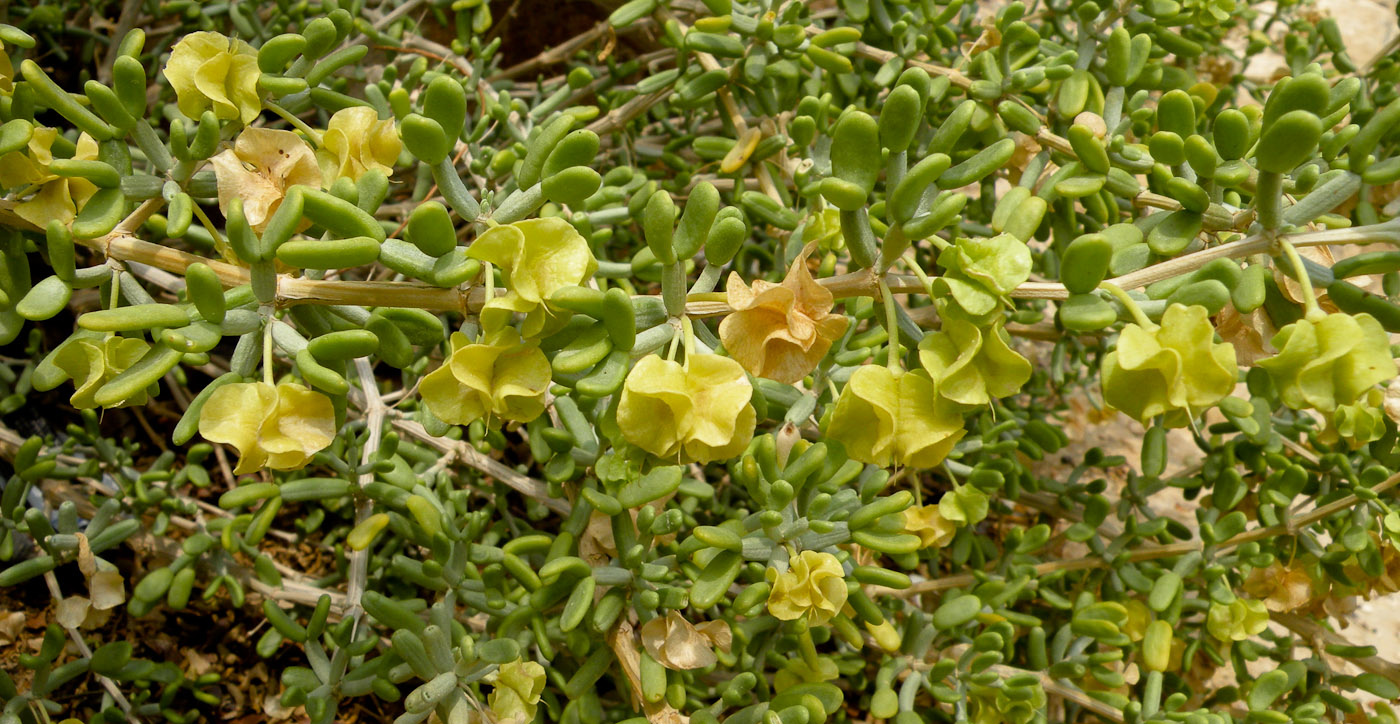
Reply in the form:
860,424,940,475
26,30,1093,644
2,1,1400,723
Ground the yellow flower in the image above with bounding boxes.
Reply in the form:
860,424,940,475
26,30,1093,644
419,329,550,426
0,128,99,227
616,354,756,464
51,335,152,409
198,381,335,475
639,611,731,670
163,31,262,124
211,127,321,233
317,107,401,184
719,246,848,384
918,316,1031,408
766,550,847,626
1101,304,1237,427
467,217,597,338
825,366,965,469
902,504,956,549
1258,311,1397,414
489,659,546,724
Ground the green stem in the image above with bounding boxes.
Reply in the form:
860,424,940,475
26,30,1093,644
681,315,696,363
265,102,324,146
191,202,233,263
662,261,687,318
1279,239,1323,321
665,322,682,362
1256,170,1283,232
798,627,823,671
880,279,901,373
690,263,724,295
901,254,935,298
1099,282,1154,329
263,318,275,386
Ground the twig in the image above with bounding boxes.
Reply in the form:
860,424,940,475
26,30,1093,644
882,469,1400,598
489,20,640,81
989,664,1125,724
587,87,675,136
391,417,570,515
344,358,387,632
98,0,143,84
2,198,1391,319
1274,612,1400,688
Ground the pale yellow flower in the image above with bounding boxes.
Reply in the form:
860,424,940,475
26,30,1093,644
0,128,99,227
902,504,956,549
210,127,321,232
489,659,546,724
164,31,262,124
419,329,550,426
1205,599,1269,642
767,550,847,626
719,246,847,384
317,107,401,184
825,366,965,469
51,335,151,409
616,354,756,464
198,381,335,474
467,217,597,337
